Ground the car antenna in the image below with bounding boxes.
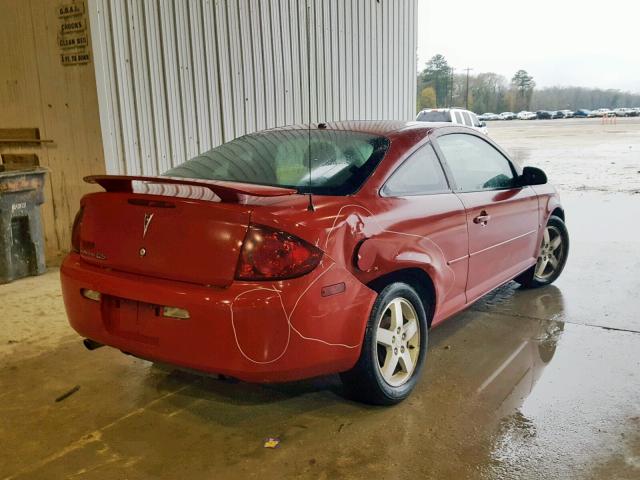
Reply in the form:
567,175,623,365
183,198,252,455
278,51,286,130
306,122,314,211
306,2,315,212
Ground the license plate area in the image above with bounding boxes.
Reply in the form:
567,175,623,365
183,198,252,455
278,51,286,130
102,296,160,345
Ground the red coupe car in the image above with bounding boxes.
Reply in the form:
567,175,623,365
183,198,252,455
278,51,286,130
61,121,568,405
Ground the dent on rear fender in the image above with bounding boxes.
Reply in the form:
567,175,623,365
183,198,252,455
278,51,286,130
321,205,383,266
321,204,457,306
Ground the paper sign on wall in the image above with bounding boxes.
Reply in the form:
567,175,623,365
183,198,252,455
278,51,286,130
57,2,90,66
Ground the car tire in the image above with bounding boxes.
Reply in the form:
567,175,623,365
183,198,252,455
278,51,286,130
340,282,429,405
515,215,569,289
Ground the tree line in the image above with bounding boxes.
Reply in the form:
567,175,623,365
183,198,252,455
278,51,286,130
417,54,640,113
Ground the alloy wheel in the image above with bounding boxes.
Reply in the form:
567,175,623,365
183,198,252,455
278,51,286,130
375,297,421,387
535,225,564,280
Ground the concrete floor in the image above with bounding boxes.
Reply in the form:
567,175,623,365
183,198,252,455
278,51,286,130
2,119,640,479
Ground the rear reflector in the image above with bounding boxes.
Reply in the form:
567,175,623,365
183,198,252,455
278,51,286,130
321,282,346,297
81,289,101,302
162,306,190,319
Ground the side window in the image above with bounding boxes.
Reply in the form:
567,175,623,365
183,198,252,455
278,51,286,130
454,111,463,124
436,134,516,192
382,143,449,196
470,113,481,127
461,111,472,126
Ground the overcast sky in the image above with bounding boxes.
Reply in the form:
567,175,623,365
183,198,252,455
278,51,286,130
416,0,640,93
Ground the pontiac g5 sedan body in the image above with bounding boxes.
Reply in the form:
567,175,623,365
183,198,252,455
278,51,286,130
61,121,569,405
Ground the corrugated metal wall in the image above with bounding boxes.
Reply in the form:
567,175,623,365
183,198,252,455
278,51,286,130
89,0,417,175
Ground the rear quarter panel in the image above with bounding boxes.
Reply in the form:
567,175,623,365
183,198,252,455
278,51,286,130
249,191,468,328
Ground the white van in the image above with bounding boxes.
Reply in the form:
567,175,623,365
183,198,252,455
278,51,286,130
416,108,488,135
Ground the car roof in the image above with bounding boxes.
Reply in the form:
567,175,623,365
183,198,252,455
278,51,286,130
266,120,445,137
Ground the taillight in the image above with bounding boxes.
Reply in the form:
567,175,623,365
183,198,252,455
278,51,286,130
235,224,323,281
71,206,84,253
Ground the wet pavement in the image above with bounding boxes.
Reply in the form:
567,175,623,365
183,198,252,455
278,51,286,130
1,120,640,479
490,117,640,195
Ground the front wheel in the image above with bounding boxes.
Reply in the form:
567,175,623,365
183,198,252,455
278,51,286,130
340,282,429,405
515,215,569,288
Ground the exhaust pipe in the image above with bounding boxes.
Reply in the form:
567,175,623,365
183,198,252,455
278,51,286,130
83,339,104,351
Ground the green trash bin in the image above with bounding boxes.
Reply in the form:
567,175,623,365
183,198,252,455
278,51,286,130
0,168,47,284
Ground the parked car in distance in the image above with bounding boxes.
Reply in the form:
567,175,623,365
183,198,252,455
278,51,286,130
588,108,613,117
628,108,640,117
499,112,517,120
550,111,564,119
479,113,500,121
416,108,488,135
573,109,591,118
536,110,552,119
613,108,632,117
61,121,568,405
559,110,574,118
517,111,537,120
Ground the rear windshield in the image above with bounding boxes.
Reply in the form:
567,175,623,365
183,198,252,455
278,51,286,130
163,130,389,195
416,111,452,122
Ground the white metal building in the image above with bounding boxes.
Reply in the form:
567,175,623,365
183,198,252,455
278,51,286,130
89,0,418,175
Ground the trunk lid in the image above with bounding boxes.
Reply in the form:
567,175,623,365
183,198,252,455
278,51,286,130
78,176,297,287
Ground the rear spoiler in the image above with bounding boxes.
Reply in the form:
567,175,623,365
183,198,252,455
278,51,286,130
85,175,297,202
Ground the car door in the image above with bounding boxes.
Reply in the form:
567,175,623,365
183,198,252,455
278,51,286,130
380,142,469,324
434,132,539,303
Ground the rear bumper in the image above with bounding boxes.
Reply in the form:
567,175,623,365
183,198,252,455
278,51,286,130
61,254,376,382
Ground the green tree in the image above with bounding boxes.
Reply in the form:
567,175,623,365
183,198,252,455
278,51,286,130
417,65,640,114
417,86,437,111
511,70,535,111
417,54,452,108
469,72,508,113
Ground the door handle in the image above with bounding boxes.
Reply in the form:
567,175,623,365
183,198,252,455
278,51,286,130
473,211,491,225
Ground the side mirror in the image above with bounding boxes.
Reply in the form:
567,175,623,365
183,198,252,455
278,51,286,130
519,166,547,186
479,121,487,127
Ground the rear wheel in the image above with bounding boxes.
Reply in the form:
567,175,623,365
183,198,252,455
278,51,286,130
341,282,429,405
515,215,569,288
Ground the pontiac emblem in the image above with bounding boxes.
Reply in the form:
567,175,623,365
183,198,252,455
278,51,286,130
142,213,154,239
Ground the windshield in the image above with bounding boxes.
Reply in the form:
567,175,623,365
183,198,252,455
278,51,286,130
416,111,452,122
163,129,390,195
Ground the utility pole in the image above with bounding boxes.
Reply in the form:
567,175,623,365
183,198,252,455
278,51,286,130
449,68,454,108
464,67,473,110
